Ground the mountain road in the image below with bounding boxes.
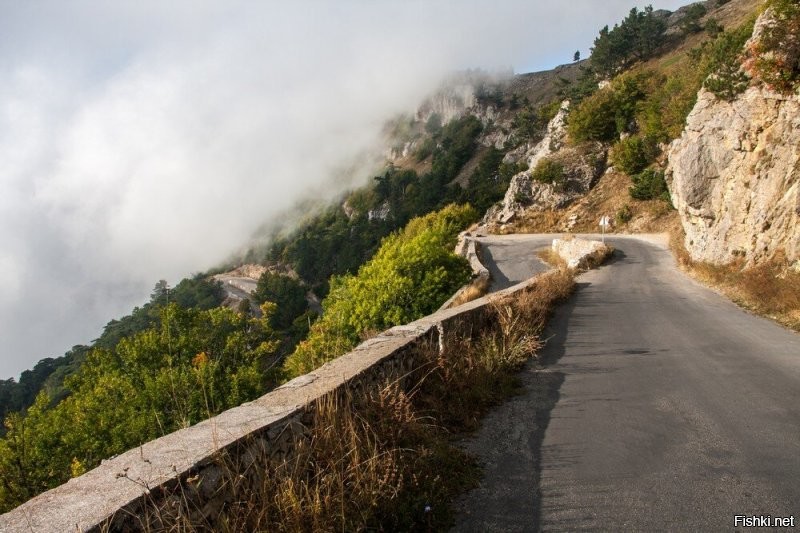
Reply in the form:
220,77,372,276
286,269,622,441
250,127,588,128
454,234,800,531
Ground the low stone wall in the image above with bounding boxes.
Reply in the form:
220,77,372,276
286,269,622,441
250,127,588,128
0,273,539,533
552,237,611,269
440,234,492,310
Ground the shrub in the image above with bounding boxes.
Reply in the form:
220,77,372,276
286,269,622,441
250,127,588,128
630,169,670,201
616,204,633,224
612,135,658,175
748,0,800,94
567,88,619,142
530,158,565,186
695,20,755,100
283,204,475,377
568,72,648,143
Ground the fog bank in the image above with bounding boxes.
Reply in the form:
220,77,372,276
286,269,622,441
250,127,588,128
0,0,689,379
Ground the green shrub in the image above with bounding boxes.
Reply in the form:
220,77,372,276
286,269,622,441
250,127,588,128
283,204,475,377
694,19,755,100
630,169,670,201
530,158,565,186
567,88,619,142
616,204,633,224
568,72,648,143
612,135,658,175
749,0,800,94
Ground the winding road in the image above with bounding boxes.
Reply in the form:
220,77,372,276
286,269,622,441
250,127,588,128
455,234,800,531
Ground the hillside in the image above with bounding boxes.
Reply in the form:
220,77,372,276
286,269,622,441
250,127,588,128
3,0,799,515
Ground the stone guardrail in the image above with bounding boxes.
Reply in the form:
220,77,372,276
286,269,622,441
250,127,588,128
439,233,492,311
1,267,540,533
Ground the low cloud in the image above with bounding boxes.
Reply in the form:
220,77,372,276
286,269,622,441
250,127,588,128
0,0,687,379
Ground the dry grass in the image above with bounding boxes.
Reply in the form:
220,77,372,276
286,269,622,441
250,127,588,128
134,269,575,532
492,209,563,234
450,275,492,307
581,245,615,270
670,227,800,332
536,248,567,269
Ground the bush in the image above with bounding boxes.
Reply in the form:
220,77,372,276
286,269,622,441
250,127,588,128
283,204,475,377
694,20,755,100
530,158,565,186
616,204,633,224
612,136,658,175
629,169,670,201
748,0,800,94
568,72,648,143
567,88,619,142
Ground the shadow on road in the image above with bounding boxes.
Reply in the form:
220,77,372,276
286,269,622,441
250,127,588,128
527,283,586,530
452,281,587,532
480,244,512,290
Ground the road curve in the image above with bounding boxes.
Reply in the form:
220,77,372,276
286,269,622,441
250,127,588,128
454,234,800,532
473,234,552,291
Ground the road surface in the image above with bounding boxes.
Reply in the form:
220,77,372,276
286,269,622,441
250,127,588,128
454,234,800,531
474,234,551,291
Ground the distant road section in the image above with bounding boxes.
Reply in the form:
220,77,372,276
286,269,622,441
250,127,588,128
456,234,800,531
474,234,552,291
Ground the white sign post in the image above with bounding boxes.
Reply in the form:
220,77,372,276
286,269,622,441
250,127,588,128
599,215,611,244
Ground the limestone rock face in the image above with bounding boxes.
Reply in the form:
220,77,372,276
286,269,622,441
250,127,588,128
486,141,607,224
666,86,800,264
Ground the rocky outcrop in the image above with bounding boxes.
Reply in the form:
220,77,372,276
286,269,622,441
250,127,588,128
486,141,607,224
416,84,478,125
667,85,799,265
526,100,570,169
368,200,391,221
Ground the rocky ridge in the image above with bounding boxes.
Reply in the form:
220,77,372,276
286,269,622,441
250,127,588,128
484,102,607,225
667,8,800,266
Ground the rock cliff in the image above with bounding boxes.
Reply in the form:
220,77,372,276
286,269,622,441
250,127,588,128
485,103,607,224
667,86,799,265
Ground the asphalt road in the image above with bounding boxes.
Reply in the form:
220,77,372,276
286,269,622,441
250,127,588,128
454,234,800,532
474,234,552,291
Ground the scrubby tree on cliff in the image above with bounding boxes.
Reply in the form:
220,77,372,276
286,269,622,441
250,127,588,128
747,0,800,94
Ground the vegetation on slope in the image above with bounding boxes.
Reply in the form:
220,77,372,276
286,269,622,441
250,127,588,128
283,204,475,378
0,276,225,428
0,303,280,511
137,269,576,532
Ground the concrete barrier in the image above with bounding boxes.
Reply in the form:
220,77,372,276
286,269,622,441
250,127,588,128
552,237,611,269
0,272,542,533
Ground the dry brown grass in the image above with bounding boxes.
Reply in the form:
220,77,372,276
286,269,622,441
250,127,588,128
670,226,800,332
132,269,576,532
536,248,567,269
450,275,492,307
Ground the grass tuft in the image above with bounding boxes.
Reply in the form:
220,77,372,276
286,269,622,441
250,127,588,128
450,275,492,307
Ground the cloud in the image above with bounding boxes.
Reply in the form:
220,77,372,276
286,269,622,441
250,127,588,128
0,0,689,379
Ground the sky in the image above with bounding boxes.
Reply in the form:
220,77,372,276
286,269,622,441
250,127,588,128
0,0,690,380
